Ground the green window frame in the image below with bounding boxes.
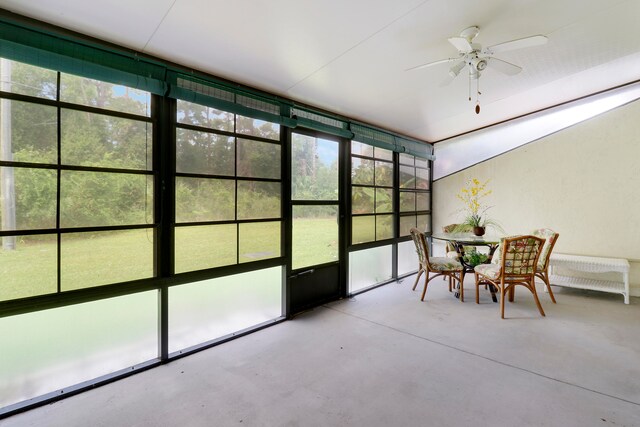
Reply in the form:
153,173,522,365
174,99,283,274
350,141,395,244
0,57,155,302
398,153,431,237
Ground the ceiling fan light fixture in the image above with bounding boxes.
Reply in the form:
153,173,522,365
471,57,487,72
449,60,466,77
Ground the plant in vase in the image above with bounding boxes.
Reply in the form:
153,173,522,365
455,178,503,236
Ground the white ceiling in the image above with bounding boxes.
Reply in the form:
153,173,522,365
2,0,639,142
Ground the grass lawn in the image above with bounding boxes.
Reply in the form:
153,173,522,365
0,218,353,301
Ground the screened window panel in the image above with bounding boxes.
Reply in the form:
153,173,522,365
291,134,338,201
352,215,375,245
168,267,282,353
292,205,338,269
0,59,57,100
0,233,57,302
236,115,280,140
418,214,431,233
352,187,374,214
237,181,281,220
374,161,393,187
60,229,154,290
61,110,152,170
417,192,430,211
397,153,431,237
0,167,56,230
174,224,237,273
375,188,393,213
176,129,234,176
416,167,430,189
177,100,234,132
238,221,281,263
175,100,281,273
175,177,235,223
400,191,416,213
237,139,281,179
351,141,374,157
349,245,393,293
0,292,157,409
374,147,393,161
0,100,57,164
415,157,429,168
399,215,416,237
350,140,396,245
60,171,153,228
60,74,151,117
351,157,374,186
376,214,394,240
399,165,415,189
399,153,414,166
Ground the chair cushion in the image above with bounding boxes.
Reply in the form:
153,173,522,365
429,257,463,272
446,251,460,259
532,228,558,268
491,244,502,265
475,263,501,280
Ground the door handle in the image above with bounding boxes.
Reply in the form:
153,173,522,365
290,269,314,279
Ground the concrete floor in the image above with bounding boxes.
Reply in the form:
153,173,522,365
3,277,640,427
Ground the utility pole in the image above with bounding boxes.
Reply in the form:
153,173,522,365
1,58,16,250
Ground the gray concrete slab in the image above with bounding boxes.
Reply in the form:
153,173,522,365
3,277,639,427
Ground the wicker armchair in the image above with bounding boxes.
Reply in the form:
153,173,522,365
532,228,560,303
442,223,473,259
410,228,464,301
474,235,546,318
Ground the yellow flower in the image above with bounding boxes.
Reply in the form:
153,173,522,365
456,178,493,222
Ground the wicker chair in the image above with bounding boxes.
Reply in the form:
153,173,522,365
474,235,546,318
532,228,560,303
410,228,464,301
442,223,473,259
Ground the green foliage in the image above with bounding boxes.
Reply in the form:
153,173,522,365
3,62,155,230
12,166,57,229
462,251,489,267
291,134,338,217
2,62,287,230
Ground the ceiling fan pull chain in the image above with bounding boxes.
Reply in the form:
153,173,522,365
475,78,481,114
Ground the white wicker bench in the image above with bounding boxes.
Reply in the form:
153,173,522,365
548,253,630,304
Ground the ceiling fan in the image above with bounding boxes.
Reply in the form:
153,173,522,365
407,26,548,113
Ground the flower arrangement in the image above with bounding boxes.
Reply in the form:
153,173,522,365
455,178,503,234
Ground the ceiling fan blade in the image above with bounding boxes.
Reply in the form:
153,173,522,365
439,74,456,87
487,57,522,75
483,35,548,55
448,37,473,53
405,57,458,72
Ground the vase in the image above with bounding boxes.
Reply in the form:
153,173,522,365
473,226,486,236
